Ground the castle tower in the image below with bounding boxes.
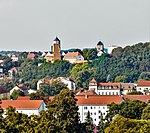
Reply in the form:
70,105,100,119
52,37,61,61
96,41,104,52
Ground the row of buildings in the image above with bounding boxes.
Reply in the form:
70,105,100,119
0,94,150,126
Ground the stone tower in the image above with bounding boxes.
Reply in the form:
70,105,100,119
52,37,61,61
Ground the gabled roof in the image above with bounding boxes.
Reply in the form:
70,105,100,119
124,95,150,103
64,52,81,59
89,78,97,86
98,82,121,90
16,84,28,91
8,67,18,72
53,37,60,42
121,83,135,90
0,100,43,109
76,95,122,105
137,80,150,87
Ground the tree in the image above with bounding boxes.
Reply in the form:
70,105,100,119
47,89,80,132
97,112,105,133
138,72,150,80
10,89,24,100
105,116,150,133
84,111,94,133
114,75,128,83
141,105,150,120
127,90,143,95
119,99,147,119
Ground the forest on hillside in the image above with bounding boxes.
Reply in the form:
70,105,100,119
1,42,150,89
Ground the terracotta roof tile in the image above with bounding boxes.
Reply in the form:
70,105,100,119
124,95,150,103
64,52,81,59
76,95,122,105
137,80,150,87
0,100,43,109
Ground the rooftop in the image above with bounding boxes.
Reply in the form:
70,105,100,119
137,80,150,87
0,100,43,109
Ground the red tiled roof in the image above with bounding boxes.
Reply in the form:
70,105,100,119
137,80,150,87
76,90,97,96
17,96,30,100
27,53,37,59
0,100,43,109
98,82,121,90
124,95,150,103
64,52,81,59
76,95,122,105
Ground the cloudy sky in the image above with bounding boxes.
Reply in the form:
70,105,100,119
0,0,149,51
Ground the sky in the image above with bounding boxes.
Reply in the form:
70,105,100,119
0,0,149,51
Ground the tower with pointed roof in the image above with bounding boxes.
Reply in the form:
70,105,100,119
52,37,61,61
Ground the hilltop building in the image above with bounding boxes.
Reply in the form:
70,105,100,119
45,37,61,63
63,51,84,64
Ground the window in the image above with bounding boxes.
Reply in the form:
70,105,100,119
109,92,111,95
91,107,92,109
94,119,96,121
103,107,105,109
91,112,93,115
94,112,96,115
94,107,96,109
99,110,101,113
84,106,87,110
103,113,105,115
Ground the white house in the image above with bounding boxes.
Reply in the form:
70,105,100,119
37,77,75,91
63,52,84,64
11,54,19,62
10,84,28,95
0,100,46,116
76,95,122,126
89,79,121,95
8,67,18,78
136,80,150,95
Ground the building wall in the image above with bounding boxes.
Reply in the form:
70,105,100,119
53,43,61,61
97,90,120,95
78,105,108,126
137,86,150,95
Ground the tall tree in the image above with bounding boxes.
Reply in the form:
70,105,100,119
84,111,94,133
47,89,80,133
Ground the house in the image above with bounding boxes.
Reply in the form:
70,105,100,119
63,52,84,64
37,77,75,91
10,84,28,95
0,100,46,116
89,78,121,95
27,53,38,60
11,54,19,62
0,60,4,66
0,87,10,100
136,80,150,95
121,83,136,95
8,67,18,78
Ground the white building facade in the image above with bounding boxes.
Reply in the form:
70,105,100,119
76,95,122,126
